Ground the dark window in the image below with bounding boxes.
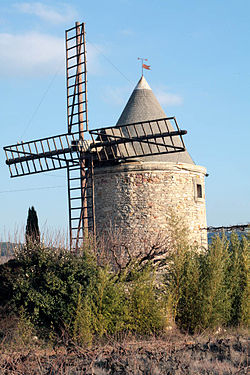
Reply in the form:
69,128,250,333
197,184,202,198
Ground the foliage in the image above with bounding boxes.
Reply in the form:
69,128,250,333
0,242,165,342
0,230,249,344
174,249,203,332
0,243,98,333
16,306,35,346
72,285,93,346
71,267,128,345
164,231,249,332
226,232,249,326
86,267,128,336
71,263,165,344
125,264,166,334
25,206,40,244
163,213,202,332
237,235,250,326
199,235,231,329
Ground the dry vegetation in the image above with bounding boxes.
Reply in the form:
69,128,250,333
0,329,248,374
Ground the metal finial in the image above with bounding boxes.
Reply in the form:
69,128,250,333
137,57,151,76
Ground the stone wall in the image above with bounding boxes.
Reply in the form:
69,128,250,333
94,162,207,249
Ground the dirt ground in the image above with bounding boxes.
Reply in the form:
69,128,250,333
0,331,249,374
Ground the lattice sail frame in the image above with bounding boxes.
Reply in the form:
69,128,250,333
65,22,93,250
3,21,189,252
4,133,79,177
66,22,88,134
89,117,186,162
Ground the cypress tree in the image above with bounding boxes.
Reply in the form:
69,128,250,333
25,206,40,244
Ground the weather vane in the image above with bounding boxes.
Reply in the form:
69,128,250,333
137,57,151,76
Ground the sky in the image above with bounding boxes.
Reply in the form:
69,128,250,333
0,0,249,242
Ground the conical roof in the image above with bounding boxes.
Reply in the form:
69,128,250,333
116,76,194,164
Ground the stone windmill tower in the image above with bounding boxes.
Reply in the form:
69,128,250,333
94,75,207,248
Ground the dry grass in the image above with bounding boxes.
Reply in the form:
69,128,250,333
0,327,248,374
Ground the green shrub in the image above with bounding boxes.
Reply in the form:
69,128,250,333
126,264,166,334
85,267,128,337
16,306,35,346
237,235,249,327
163,231,249,332
199,235,231,328
163,214,198,330
0,242,166,340
71,263,166,339
225,232,248,326
0,230,248,342
72,285,93,346
174,249,203,332
2,243,98,332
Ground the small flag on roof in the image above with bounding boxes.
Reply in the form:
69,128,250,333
138,57,151,75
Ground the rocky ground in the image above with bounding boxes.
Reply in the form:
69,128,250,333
0,331,248,374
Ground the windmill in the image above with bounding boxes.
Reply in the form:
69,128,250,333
3,22,188,252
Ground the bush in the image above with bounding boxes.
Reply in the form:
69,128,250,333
0,243,98,333
125,264,166,334
163,232,249,332
0,230,248,343
199,235,231,329
174,249,203,332
71,263,167,344
84,266,128,338
0,242,167,342
230,234,249,327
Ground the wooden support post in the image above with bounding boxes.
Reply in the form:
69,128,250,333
76,22,88,244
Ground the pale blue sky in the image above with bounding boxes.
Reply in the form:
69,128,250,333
0,0,249,240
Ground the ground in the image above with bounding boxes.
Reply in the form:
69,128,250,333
0,330,248,374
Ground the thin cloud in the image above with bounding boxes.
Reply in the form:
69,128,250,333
0,32,103,77
155,87,183,106
120,29,134,36
103,85,131,106
103,84,183,108
0,32,64,76
86,42,105,75
14,2,76,24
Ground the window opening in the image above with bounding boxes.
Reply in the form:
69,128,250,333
197,184,202,198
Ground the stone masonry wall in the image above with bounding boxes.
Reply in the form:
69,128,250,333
94,162,207,249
